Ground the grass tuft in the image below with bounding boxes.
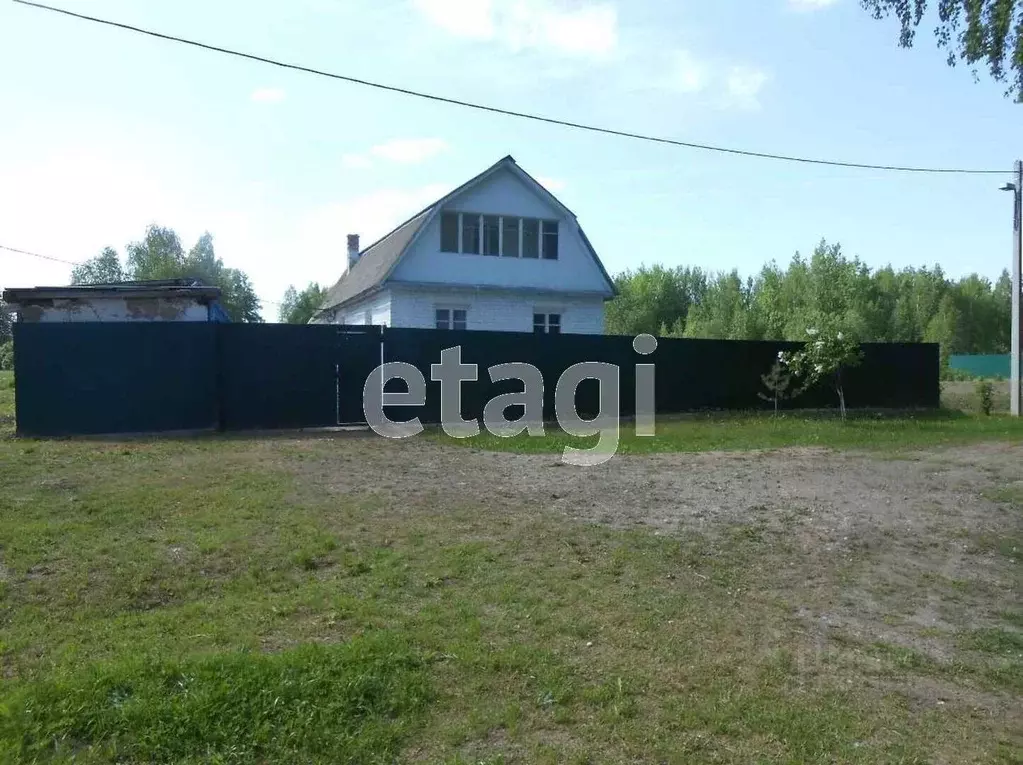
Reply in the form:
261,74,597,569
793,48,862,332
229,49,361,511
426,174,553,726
0,631,431,764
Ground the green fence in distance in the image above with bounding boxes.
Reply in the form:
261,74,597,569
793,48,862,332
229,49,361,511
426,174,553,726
949,354,1011,379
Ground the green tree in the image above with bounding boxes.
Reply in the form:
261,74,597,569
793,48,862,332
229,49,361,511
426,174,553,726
125,226,187,280
780,326,864,419
0,297,11,342
279,283,327,324
681,270,753,340
863,0,1023,101
0,288,11,369
180,233,263,323
758,359,800,415
601,238,1009,367
924,293,962,368
604,264,706,336
70,247,125,285
70,225,263,323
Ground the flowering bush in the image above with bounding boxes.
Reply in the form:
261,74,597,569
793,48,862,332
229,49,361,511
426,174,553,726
778,327,863,419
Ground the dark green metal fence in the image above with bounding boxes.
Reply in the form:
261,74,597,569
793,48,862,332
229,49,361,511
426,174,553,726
10,322,939,436
384,329,939,424
13,322,218,436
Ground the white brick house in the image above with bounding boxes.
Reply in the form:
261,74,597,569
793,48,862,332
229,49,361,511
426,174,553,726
311,156,616,334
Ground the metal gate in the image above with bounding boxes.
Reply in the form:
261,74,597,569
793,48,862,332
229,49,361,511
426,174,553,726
218,323,339,430
336,325,383,425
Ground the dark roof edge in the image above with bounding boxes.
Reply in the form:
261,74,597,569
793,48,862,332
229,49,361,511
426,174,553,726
3,285,222,303
311,283,387,319
388,280,614,298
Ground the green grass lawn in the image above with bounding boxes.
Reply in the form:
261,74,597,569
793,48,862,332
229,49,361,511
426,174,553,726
0,370,1021,762
0,371,13,430
430,409,1023,455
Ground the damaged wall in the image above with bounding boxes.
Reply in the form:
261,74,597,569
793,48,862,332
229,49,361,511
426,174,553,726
17,296,210,323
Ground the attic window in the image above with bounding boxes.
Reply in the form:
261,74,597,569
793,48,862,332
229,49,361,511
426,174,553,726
502,217,519,257
461,215,481,255
521,219,539,258
542,221,559,260
483,216,501,256
439,212,559,259
440,212,459,253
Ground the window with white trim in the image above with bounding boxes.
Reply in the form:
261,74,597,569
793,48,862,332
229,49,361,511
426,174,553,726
482,215,501,256
435,307,467,330
440,212,459,252
501,217,519,257
541,221,559,260
533,312,561,334
461,215,480,255
439,212,558,259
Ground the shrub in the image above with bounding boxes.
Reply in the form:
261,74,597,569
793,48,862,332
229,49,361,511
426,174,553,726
977,381,994,416
0,340,11,371
778,327,864,419
757,359,802,415
941,366,976,382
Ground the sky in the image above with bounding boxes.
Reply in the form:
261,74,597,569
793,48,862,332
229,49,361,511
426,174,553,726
1,0,1020,319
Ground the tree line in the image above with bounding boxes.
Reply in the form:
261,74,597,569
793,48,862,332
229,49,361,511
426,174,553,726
69,225,263,323
605,240,1012,366
6,231,1013,371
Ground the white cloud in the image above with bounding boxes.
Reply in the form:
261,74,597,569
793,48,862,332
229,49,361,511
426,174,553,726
663,49,708,94
250,87,286,104
535,175,567,192
724,66,769,110
341,138,449,171
411,0,618,58
787,0,839,9
412,0,495,39
370,138,449,164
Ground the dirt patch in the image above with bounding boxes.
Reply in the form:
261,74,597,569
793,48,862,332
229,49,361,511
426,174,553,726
279,436,1022,680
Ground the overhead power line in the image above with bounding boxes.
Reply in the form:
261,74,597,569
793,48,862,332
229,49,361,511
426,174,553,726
0,244,81,266
1,244,284,307
13,0,1013,176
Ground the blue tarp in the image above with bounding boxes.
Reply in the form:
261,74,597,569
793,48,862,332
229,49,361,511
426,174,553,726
208,301,231,323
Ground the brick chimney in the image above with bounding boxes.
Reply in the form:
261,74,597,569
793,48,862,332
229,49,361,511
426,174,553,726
347,234,360,269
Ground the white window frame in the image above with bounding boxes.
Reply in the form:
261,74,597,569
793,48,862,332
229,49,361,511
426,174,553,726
532,309,563,334
441,213,558,260
435,305,469,330
540,219,559,260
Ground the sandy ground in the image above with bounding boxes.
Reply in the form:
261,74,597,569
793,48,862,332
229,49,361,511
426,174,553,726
297,436,1021,684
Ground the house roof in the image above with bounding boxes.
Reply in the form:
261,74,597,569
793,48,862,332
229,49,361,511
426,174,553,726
316,155,616,316
2,279,222,304
318,209,432,315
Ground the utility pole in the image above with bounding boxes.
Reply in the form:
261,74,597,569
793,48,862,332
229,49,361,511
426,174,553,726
1011,160,1023,416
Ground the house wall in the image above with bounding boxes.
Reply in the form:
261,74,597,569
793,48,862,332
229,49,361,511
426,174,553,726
389,286,605,334
389,169,613,296
16,297,210,323
332,290,391,326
